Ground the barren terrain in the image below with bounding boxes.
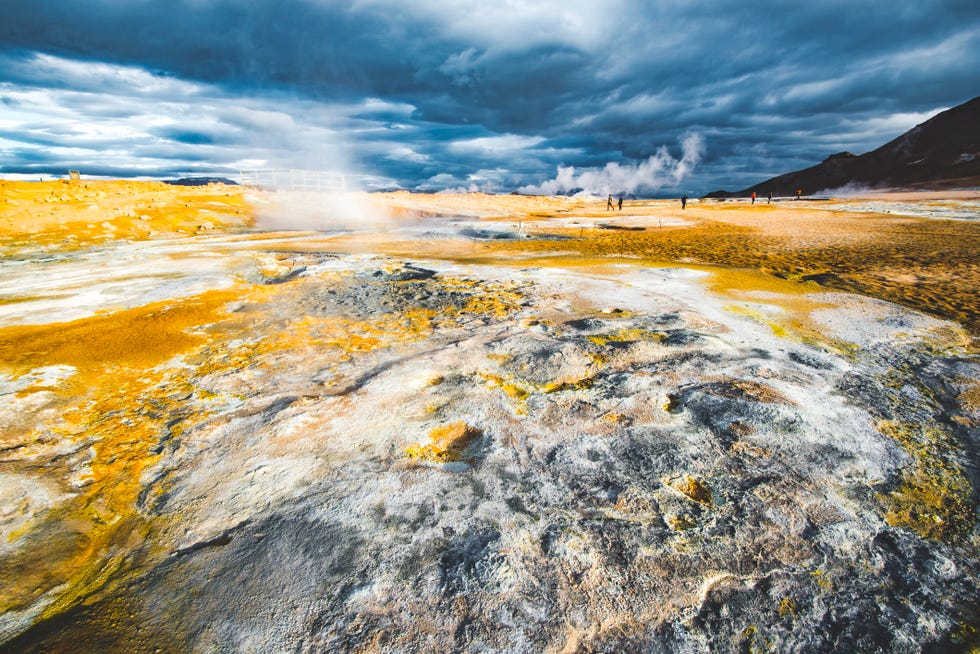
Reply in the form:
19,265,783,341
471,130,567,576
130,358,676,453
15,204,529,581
0,182,977,652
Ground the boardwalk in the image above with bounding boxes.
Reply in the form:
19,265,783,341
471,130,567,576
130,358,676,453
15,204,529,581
238,169,348,191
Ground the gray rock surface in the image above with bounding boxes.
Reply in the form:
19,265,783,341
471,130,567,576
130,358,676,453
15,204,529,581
1,242,977,653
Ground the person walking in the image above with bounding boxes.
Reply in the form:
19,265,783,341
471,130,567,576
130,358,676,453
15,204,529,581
607,194,614,210
617,197,623,210
751,191,756,204
681,195,687,209
767,191,772,204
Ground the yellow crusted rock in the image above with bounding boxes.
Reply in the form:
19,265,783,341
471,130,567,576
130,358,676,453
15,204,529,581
405,421,483,464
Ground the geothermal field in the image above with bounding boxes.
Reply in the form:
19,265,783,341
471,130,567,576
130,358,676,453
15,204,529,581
0,181,978,652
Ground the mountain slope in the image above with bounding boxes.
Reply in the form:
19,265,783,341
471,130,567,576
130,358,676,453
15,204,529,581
705,95,980,197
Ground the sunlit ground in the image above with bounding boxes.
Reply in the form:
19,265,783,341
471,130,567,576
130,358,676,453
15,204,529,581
0,182,977,652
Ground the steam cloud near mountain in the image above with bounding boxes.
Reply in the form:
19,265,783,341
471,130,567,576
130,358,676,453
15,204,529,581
520,133,704,196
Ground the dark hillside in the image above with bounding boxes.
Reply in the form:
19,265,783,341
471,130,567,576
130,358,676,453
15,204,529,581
705,95,980,197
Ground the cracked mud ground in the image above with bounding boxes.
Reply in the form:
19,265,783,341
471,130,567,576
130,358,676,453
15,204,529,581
0,186,978,653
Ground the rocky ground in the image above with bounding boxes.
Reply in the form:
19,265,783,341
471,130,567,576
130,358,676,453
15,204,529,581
0,185,977,652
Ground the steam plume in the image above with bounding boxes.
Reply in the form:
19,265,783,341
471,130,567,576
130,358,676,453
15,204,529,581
520,133,704,196
253,190,379,232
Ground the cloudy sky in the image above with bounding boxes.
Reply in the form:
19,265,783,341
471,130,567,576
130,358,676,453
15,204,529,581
1,1,977,195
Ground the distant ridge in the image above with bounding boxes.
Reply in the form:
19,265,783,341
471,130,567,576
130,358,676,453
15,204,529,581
165,177,238,186
705,95,980,198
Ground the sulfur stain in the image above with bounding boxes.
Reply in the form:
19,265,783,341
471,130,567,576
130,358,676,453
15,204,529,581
404,210,980,343
3,376,172,615
0,289,242,375
725,304,790,339
667,514,698,531
405,421,483,464
875,420,974,544
480,372,532,415
541,374,596,394
810,569,833,591
0,289,257,620
586,328,666,347
663,393,682,413
722,301,858,356
701,379,795,406
669,476,713,505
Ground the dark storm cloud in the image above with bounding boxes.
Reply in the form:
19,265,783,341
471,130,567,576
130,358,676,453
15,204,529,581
0,0,977,191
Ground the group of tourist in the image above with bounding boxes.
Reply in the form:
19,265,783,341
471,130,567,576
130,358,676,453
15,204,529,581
604,188,804,210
